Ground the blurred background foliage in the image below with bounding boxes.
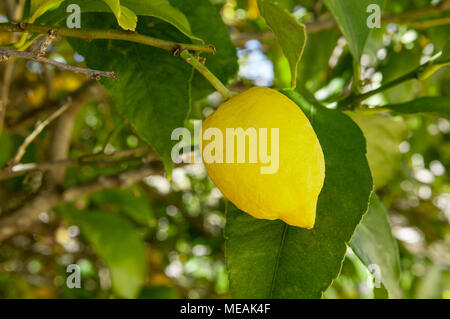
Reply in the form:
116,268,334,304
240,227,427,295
0,0,449,299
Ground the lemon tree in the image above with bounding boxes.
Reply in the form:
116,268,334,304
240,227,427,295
0,0,449,299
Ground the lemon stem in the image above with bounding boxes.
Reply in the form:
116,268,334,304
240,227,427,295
179,50,236,101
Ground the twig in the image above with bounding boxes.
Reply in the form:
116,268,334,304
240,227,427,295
0,161,164,242
179,50,236,100
34,29,57,57
337,63,429,109
0,147,155,181
10,99,72,165
0,22,216,55
0,47,120,80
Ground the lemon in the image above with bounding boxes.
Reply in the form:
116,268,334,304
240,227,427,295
201,87,325,229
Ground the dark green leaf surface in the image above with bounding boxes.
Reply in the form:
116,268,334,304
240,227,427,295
323,0,384,60
170,0,238,97
65,210,147,298
258,0,306,88
350,194,402,298
383,97,450,119
69,15,193,172
225,90,373,298
90,187,154,226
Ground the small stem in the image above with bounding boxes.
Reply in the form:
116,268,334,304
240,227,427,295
337,66,423,109
0,22,216,54
407,16,450,29
180,50,236,100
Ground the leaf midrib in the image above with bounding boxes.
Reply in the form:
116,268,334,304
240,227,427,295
269,222,288,298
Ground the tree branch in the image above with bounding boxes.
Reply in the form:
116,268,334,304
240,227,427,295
231,0,450,45
0,60,14,134
47,81,105,184
0,147,156,181
0,47,120,80
0,22,216,55
0,161,164,242
10,99,72,165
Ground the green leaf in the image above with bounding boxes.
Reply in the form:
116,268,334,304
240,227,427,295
29,0,64,22
225,90,373,298
37,0,200,41
323,0,384,60
121,0,201,41
102,0,137,31
257,0,306,88
169,0,238,97
383,97,450,119
90,187,154,226
350,194,402,298
348,112,408,189
69,15,193,173
64,210,147,298
296,29,340,91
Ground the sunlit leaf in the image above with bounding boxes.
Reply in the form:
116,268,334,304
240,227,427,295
323,0,384,61
64,210,147,298
350,194,402,298
258,0,306,88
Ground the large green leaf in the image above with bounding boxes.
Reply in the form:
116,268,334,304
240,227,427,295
258,0,306,88
65,210,147,298
69,15,193,172
383,97,450,119
37,0,200,41
350,194,402,298
323,0,384,61
348,112,408,189
225,90,373,298
121,0,201,41
169,0,238,97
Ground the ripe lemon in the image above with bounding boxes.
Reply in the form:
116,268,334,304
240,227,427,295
201,87,325,229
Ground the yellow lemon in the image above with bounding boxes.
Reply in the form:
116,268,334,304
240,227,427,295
201,87,325,228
